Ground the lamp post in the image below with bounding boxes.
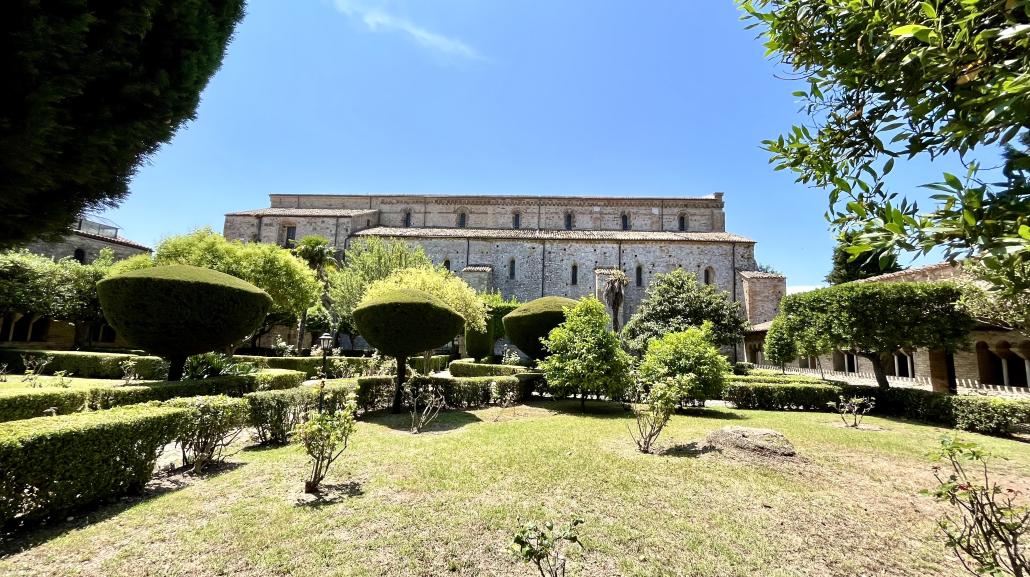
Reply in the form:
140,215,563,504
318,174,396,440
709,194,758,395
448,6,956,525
318,332,333,412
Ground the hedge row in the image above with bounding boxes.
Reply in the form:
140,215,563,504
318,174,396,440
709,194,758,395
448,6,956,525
0,369,305,423
0,404,186,527
723,381,1030,437
724,373,835,385
233,354,450,378
448,360,528,378
0,349,167,380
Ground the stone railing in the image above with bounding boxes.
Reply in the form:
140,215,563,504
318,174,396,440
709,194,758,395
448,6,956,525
752,364,1030,398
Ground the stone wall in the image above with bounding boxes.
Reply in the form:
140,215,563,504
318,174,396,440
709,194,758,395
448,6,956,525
24,231,150,263
740,272,787,325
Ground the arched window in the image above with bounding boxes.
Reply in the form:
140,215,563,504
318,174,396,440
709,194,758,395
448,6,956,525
635,265,643,287
512,212,521,229
508,258,516,280
564,212,574,230
403,211,412,227
621,213,630,231
457,212,467,228
703,266,715,285
678,214,687,232
73,248,86,263
571,264,578,285
443,259,451,271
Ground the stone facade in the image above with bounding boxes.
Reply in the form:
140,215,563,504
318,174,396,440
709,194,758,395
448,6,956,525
225,193,787,354
23,218,151,264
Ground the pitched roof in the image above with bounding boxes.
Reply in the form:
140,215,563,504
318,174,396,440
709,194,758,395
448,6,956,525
71,229,151,252
353,227,754,243
739,270,785,279
747,320,774,333
853,261,961,283
226,207,377,218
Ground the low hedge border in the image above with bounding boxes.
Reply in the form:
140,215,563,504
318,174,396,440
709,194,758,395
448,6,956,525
0,349,167,380
246,380,360,444
448,360,528,378
724,373,838,385
723,381,1030,437
0,404,186,527
234,354,450,378
0,369,305,422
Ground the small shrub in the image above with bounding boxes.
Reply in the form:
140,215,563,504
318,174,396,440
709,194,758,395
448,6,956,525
829,395,875,427
120,359,141,385
638,324,730,406
501,345,522,366
630,375,690,454
164,395,250,473
511,518,585,577
246,388,310,445
20,354,53,385
925,436,1028,577
406,374,445,434
951,397,1030,437
272,335,296,357
0,404,185,526
50,370,73,388
732,362,755,376
0,363,8,382
294,394,358,493
491,379,519,421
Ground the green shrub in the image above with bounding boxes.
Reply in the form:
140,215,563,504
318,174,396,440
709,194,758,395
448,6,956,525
0,404,185,526
182,353,257,380
723,382,843,411
502,296,577,360
449,360,528,378
355,376,396,412
726,373,834,385
0,369,304,422
164,395,249,473
732,362,755,376
98,265,273,380
429,375,521,408
951,397,1030,436
465,324,494,361
0,349,167,380
234,354,450,379
246,388,310,445
638,325,730,404
0,388,90,422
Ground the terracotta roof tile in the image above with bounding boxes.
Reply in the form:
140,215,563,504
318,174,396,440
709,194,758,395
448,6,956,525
739,270,785,279
71,229,151,252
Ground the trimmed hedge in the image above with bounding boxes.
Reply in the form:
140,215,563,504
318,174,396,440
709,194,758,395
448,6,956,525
723,381,842,411
464,324,494,360
725,373,834,385
0,349,167,380
723,381,1030,437
0,404,186,526
246,381,362,443
448,360,528,378
0,369,304,422
502,296,577,360
428,375,521,408
234,354,450,378
352,288,465,359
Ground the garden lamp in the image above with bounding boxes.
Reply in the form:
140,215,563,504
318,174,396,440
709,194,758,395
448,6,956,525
319,332,332,412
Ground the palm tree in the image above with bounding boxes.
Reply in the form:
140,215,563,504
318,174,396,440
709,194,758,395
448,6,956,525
602,270,629,332
293,236,337,352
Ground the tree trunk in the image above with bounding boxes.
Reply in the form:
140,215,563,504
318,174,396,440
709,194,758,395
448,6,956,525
168,355,187,381
295,309,308,352
580,393,586,412
422,350,433,375
73,321,91,349
391,355,407,413
860,352,890,389
816,356,825,379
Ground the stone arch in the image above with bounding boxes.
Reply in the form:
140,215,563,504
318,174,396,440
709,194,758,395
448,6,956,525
443,259,451,271
570,263,578,286
564,211,574,230
403,210,413,227
73,248,86,263
703,266,715,285
677,213,688,232
620,212,630,231
508,258,516,280
456,209,468,228
512,211,521,229
975,341,1004,385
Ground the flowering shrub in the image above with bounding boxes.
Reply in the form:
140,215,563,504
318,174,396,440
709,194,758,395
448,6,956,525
294,393,358,493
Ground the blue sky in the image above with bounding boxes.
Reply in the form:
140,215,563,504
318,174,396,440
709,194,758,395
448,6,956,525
105,0,971,290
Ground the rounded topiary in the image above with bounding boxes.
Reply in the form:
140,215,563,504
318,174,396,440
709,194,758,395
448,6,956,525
352,288,464,412
502,296,577,360
98,265,272,380
464,323,494,361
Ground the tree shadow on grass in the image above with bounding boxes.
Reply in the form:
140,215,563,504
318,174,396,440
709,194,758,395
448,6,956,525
528,398,635,420
678,407,748,421
293,480,364,508
0,461,245,555
662,441,716,459
369,409,483,433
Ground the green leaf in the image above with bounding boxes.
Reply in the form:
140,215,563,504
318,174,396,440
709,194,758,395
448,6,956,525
920,2,937,18
943,173,963,190
890,24,936,43
1019,225,1030,240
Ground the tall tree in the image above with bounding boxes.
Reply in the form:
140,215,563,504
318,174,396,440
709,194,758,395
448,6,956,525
740,0,1030,298
292,236,338,351
1,0,245,248
601,270,629,332
621,269,749,356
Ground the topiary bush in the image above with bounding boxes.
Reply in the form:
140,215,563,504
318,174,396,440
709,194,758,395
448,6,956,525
502,296,577,360
0,404,185,527
97,265,273,381
448,360,528,378
0,350,167,380
352,288,464,412
464,324,494,361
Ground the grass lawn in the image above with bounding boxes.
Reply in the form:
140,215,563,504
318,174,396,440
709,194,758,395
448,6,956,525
2,401,1028,577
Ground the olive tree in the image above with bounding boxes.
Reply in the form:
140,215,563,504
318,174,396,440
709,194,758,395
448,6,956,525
538,297,632,410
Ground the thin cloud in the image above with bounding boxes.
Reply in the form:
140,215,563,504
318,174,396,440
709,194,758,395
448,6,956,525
333,0,482,61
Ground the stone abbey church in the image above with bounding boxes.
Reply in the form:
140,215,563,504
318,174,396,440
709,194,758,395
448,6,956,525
224,193,786,347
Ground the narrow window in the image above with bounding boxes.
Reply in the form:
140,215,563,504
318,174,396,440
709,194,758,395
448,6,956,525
703,266,714,285
571,264,578,285
403,211,412,227
73,248,86,264
564,212,573,230
509,258,516,279
512,212,521,229
635,265,643,287
458,212,467,228
283,226,297,247
443,259,451,271
678,214,686,231
621,213,630,230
